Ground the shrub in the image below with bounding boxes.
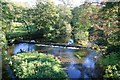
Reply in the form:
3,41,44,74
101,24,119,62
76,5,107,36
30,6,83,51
9,52,68,79
104,64,120,78
102,52,120,65
100,52,120,78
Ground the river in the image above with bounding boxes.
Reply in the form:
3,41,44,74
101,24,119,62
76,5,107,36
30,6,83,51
8,42,101,79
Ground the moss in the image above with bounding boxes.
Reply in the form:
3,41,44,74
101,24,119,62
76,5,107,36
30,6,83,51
74,50,88,60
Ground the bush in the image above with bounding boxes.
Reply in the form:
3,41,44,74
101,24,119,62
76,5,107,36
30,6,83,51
95,38,108,46
106,45,120,54
102,52,120,65
9,52,68,79
104,64,120,78
100,52,120,78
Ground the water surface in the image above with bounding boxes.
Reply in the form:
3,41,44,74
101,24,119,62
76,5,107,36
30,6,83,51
11,42,100,79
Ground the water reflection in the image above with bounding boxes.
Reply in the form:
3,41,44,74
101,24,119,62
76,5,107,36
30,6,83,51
14,43,35,54
82,49,98,69
81,49,98,78
67,64,81,79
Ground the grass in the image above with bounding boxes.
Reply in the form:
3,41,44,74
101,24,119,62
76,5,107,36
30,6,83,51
6,30,39,40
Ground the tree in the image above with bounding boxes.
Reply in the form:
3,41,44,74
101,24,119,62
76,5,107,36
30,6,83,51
94,1,120,78
60,0,74,7
1,0,15,32
54,4,72,42
31,1,58,41
71,3,98,45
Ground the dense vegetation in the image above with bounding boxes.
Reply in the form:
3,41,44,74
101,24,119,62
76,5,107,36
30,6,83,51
1,0,120,79
2,0,95,45
96,2,120,78
9,52,68,78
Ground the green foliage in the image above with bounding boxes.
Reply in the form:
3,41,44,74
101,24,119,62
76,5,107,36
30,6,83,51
0,0,8,56
71,4,97,31
104,64,120,78
6,25,38,40
74,50,88,59
102,53,120,65
1,0,120,79
71,4,97,44
33,1,58,33
54,4,72,42
0,1,11,79
95,2,120,78
0,30,7,49
88,1,119,49
106,45,120,54
107,30,120,46
100,2,119,26
103,53,120,78
57,4,72,23
100,52,120,78
72,30,89,45
54,22,72,42
95,38,108,46
1,1,13,32
9,52,68,78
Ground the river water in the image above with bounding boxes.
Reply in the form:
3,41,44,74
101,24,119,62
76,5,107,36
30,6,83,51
9,42,100,79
